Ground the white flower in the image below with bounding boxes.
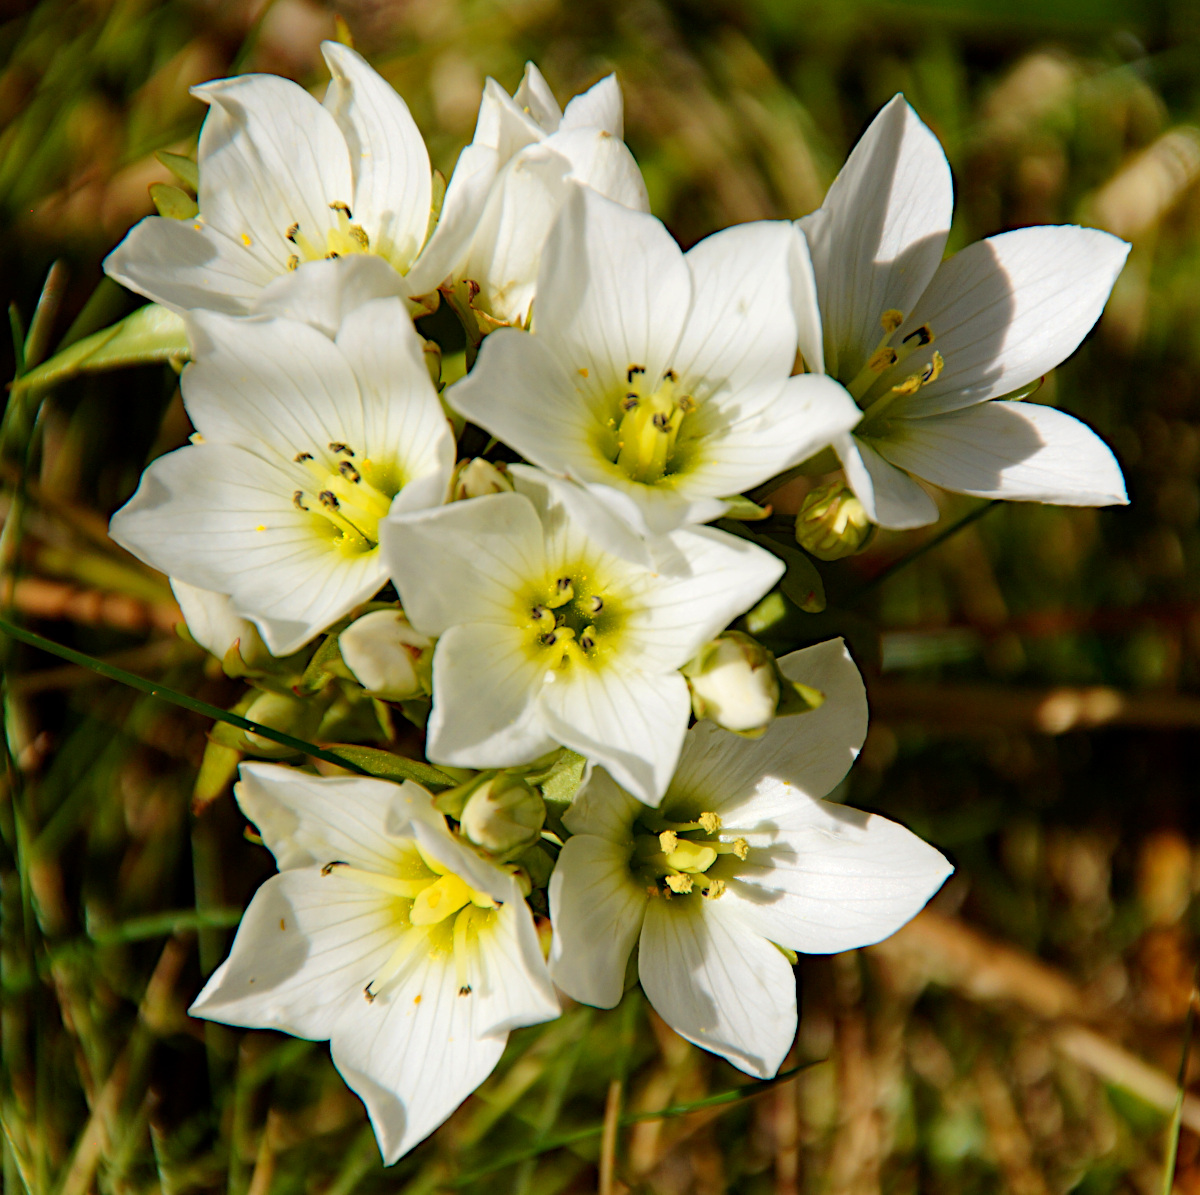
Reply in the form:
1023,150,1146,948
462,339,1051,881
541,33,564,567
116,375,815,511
339,609,432,700
439,63,649,331
104,42,457,317
109,294,454,655
191,763,559,1164
794,95,1130,529
380,466,783,805
449,187,860,535
549,639,952,1077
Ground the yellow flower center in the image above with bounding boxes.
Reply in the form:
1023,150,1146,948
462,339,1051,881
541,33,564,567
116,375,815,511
595,365,699,486
845,310,944,432
321,842,499,1001
629,808,747,901
520,563,626,671
290,441,401,555
284,200,372,271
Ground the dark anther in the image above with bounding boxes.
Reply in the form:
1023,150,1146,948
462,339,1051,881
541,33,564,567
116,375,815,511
626,365,645,382
580,634,595,650
293,490,309,511
903,324,933,346
621,395,639,411
652,412,671,431
542,631,558,646
321,860,348,876
363,984,376,1003
286,223,299,242
295,451,314,463
286,254,299,272
338,461,361,483
329,443,354,456
664,368,677,382
326,251,340,259
330,201,352,217
589,595,604,613
458,985,472,996
319,491,340,510
556,577,572,592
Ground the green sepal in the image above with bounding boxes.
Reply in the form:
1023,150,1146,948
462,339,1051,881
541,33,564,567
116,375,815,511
12,304,189,395
433,772,493,818
295,632,347,696
150,183,198,219
397,697,430,729
720,494,771,521
322,744,456,790
775,676,825,718
156,150,199,192
515,842,555,889
773,942,799,965
192,739,242,812
537,750,587,808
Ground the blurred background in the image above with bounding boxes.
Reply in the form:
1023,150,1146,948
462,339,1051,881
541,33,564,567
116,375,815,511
3,0,1200,1191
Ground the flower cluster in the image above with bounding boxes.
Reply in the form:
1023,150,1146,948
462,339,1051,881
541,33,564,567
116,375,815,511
100,44,1128,1164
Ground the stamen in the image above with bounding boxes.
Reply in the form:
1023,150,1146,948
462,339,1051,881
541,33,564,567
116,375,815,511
531,605,555,630
320,861,432,898
881,309,904,334
453,907,472,996
319,491,340,510
546,578,575,609
295,452,313,463
701,878,726,900
866,347,898,373
698,812,721,833
329,443,354,456
321,860,348,875
330,201,353,218
589,595,604,614
338,461,361,483
903,323,934,347
286,223,300,242
627,365,645,382
293,491,309,511
286,254,299,271
579,626,596,651
659,830,679,853
665,872,693,894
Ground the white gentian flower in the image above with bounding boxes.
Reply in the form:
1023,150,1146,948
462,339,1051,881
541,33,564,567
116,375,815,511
110,294,454,655
191,763,559,1164
440,63,649,331
794,95,1130,529
104,42,459,316
449,187,860,535
380,466,784,805
549,639,952,1077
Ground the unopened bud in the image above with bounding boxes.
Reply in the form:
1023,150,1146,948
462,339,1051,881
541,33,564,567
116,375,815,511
460,774,545,858
338,610,432,701
172,579,270,671
794,483,873,561
451,458,513,501
243,690,321,757
684,631,779,736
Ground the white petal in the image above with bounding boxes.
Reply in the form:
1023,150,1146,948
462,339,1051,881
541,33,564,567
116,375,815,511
381,492,546,635
189,869,398,1039
877,400,1127,506
673,221,798,397
460,145,573,326
548,835,647,1007
837,432,938,530
535,187,691,389
561,765,645,840
539,666,690,806
670,638,868,815
513,63,562,132
725,798,952,954
193,73,352,269
233,763,430,871
321,42,432,272
329,950,507,1163
103,216,274,315
639,898,797,1078
789,225,825,376
886,226,1131,417
472,77,546,159
252,254,408,337
561,74,624,137
799,95,952,380
425,622,557,768
170,578,264,662
543,126,649,212
109,443,386,654
626,526,783,671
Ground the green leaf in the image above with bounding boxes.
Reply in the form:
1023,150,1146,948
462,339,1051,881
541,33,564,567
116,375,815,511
155,150,199,191
720,494,771,521
11,303,189,395
295,632,345,696
150,182,198,219
321,744,456,790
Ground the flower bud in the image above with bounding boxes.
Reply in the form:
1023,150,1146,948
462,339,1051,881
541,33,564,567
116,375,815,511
451,458,513,501
460,774,545,858
171,579,271,671
242,690,322,757
338,610,432,701
794,483,873,561
684,631,779,736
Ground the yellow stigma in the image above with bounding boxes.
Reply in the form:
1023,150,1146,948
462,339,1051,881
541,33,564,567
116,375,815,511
599,365,698,486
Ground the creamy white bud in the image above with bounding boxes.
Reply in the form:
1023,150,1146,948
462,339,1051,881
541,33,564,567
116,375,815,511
338,610,432,701
171,579,271,668
685,632,779,735
460,774,545,858
794,483,873,561
451,458,514,501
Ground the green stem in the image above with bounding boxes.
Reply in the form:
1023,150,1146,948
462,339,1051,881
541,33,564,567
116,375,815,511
849,500,1001,601
1161,960,1200,1195
0,616,369,775
449,1061,812,1186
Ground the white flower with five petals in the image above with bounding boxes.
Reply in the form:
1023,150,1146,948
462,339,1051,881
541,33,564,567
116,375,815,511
449,187,860,535
793,95,1130,529
190,764,559,1164
549,639,952,1077
110,293,454,655
105,42,457,316
380,466,783,805
439,63,649,331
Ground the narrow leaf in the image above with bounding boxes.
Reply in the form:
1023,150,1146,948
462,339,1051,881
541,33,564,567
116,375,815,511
155,150,200,192
150,182,199,220
321,744,455,790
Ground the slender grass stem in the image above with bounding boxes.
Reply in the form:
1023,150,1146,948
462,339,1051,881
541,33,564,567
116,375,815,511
1161,961,1200,1195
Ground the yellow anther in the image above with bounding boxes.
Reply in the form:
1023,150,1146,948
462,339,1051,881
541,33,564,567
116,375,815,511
732,838,749,860
702,878,726,900
925,350,945,384
530,605,555,631
881,309,904,333
665,873,694,894
867,347,898,373
547,578,575,608
659,830,679,853
890,373,923,396
286,254,299,271
903,323,934,347
698,812,722,833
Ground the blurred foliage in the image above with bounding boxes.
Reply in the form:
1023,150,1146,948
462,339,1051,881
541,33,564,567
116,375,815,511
3,0,1200,1191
